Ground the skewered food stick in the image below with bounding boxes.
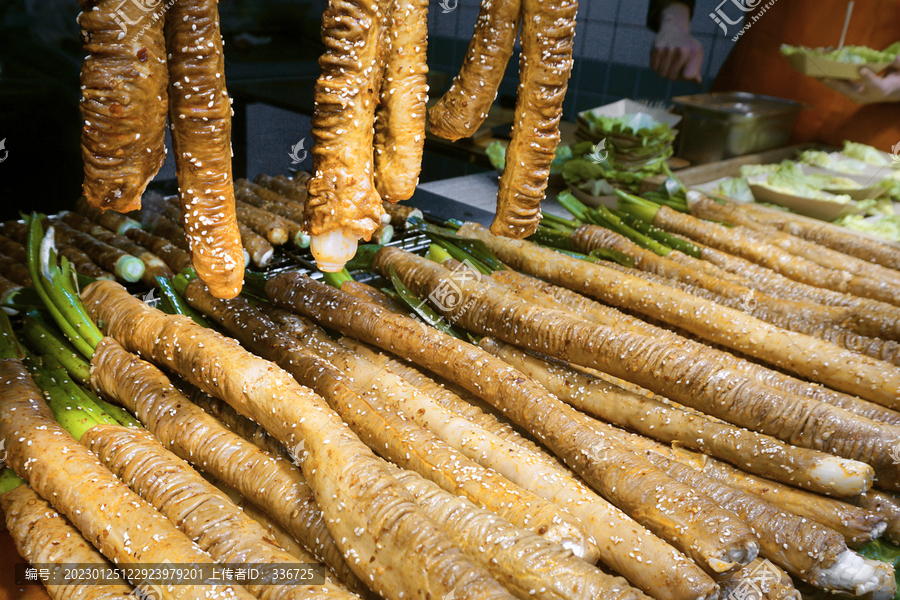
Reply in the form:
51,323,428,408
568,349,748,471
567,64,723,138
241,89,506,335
716,559,800,600
493,268,900,429
255,173,309,204
82,279,518,600
82,425,358,599
235,190,306,246
1,220,138,282
666,447,886,547
373,0,429,202
643,204,900,307
375,238,900,491
852,491,900,545
0,234,27,264
0,358,256,600
266,309,717,600
597,257,900,367
668,235,900,322
2,483,136,600
237,222,275,267
388,466,650,600
88,338,362,592
428,0,521,140
266,273,761,576
0,253,31,286
139,209,191,250
236,180,308,223
182,282,599,562
78,0,168,213
460,223,900,411
305,0,392,271
73,196,140,236
570,224,900,342
235,201,289,245
523,357,886,545
731,201,900,270
125,228,193,274
689,195,900,289
382,202,423,229
491,0,577,238
166,0,244,298
0,274,22,307
335,336,566,471
59,211,173,286
182,388,289,459
592,420,897,599
482,338,873,498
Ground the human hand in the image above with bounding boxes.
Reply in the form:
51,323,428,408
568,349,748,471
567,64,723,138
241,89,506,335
820,55,900,104
650,2,704,83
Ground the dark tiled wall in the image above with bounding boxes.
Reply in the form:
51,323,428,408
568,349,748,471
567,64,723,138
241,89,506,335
426,0,735,120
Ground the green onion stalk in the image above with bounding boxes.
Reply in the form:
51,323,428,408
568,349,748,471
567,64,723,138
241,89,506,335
322,268,355,289
559,192,673,257
387,263,463,340
24,214,103,359
611,208,701,258
159,275,212,328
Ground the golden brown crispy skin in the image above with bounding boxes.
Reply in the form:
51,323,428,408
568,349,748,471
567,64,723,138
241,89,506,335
0,358,255,600
82,425,357,600
491,0,577,238
428,0,521,140
88,338,362,592
78,0,168,213
266,272,759,577
166,0,244,298
125,228,193,273
82,280,516,600
2,485,136,600
305,0,391,239
736,201,900,270
457,223,900,489
373,0,429,201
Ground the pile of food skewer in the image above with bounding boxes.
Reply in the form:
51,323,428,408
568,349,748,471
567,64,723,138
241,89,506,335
1,170,899,600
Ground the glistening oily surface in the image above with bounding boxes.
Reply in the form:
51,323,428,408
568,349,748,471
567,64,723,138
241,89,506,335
82,279,515,600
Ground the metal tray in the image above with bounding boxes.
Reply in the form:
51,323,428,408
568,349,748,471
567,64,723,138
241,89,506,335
671,92,804,165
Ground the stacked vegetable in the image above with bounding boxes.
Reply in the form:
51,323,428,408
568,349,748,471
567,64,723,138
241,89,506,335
2,181,900,600
714,142,900,242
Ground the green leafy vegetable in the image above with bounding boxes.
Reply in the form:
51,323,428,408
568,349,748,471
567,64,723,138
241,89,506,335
716,177,755,202
833,214,900,242
843,141,891,166
781,42,900,64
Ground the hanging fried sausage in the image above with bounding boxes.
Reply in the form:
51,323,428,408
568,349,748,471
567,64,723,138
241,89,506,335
491,0,577,238
373,0,429,201
78,0,168,212
166,0,245,298
305,0,392,271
